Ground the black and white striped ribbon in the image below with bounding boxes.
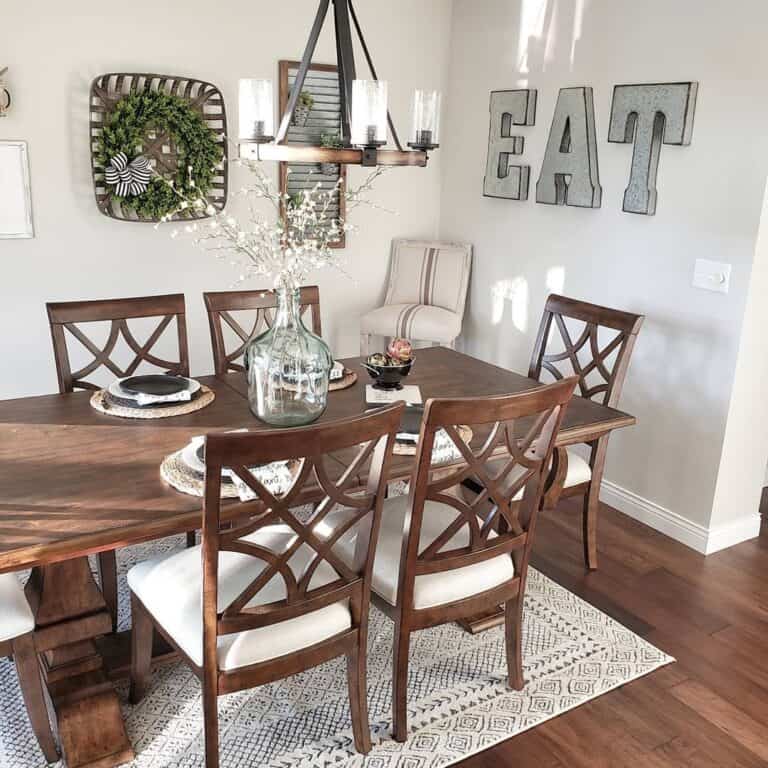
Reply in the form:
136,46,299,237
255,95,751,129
105,152,152,197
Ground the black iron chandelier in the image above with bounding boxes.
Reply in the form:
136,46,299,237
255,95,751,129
237,0,441,168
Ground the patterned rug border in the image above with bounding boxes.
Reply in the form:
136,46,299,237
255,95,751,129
267,567,675,768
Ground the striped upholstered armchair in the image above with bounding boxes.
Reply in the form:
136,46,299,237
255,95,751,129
360,238,473,355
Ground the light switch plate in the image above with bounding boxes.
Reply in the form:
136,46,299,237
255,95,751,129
693,259,731,294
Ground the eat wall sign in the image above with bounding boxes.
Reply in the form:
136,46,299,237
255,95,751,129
483,82,698,215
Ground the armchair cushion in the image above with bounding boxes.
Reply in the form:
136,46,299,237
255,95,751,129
0,573,34,643
385,239,472,316
360,303,462,344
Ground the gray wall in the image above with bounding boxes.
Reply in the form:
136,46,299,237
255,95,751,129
440,0,768,530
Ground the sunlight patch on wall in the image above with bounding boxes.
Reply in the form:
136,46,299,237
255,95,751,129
491,277,529,332
571,0,586,68
517,0,588,73
517,0,549,74
546,266,566,295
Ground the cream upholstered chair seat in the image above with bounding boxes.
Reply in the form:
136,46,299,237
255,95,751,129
0,573,59,764
360,239,472,353
127,525,351,671
563,449,592,487
0,573,35,642
360,303,463,346
488,448,591,493
316,494,514,610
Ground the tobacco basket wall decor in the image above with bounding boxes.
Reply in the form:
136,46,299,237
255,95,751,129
89,73,228,223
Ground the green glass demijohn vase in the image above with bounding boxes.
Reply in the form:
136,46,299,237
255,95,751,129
244,286,333,426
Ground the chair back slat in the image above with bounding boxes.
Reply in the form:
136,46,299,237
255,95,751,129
201,405,402,651
204,287,322,375
399,379,576,607
46,294,189,392
528,294,644,407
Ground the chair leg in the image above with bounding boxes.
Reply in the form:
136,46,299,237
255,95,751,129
347,629,372,754
582,481,600,570
504,593,525,691
392,623,411,742
582,437,608,571
12,633,59,764
186,531,197,548
98,550,119,633
202,676,220,768
129,592,153,705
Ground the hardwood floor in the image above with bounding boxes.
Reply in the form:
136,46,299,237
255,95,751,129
459,496,768,767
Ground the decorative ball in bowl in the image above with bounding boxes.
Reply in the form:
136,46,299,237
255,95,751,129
362,339,415,390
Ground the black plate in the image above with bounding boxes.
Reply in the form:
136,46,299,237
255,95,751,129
121,374,188,396
106,389,201,410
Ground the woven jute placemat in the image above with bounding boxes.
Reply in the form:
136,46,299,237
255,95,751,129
161,450,302,499
330,369,357,391
160,449,241,498
90,386,215,419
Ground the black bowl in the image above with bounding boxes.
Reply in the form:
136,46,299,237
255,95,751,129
362,358,414,390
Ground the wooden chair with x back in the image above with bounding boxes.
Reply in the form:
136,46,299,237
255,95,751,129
203,287,322,375
528,294,644,570
46,293,191,630
315,378,576,741
128,403,403,767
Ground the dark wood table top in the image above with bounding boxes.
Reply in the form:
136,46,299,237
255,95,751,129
0,347,634,573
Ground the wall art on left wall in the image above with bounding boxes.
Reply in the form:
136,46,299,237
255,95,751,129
0,141,34,238
89,73,228,223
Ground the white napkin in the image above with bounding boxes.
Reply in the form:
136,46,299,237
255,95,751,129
330,361,344,381
230,462,296,501
135,389,193,406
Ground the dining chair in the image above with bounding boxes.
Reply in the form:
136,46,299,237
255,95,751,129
316,378,577,741
46,293,192,630
128,404,403,767
0,574,59,764
528,294,644,569
203,287,322,375
359,238,472,355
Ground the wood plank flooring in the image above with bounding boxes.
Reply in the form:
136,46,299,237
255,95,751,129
459,496,768,767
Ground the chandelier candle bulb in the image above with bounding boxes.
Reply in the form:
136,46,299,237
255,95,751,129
352,79,388,147
409,89,441,150
239,79,274,142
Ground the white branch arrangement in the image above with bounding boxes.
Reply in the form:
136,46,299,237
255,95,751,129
158,156,391,291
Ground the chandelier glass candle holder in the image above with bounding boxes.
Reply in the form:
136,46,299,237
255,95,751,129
238,78,274,143
351,79,388,147
409,89,441,150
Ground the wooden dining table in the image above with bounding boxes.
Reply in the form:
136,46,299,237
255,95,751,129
0,346,635,768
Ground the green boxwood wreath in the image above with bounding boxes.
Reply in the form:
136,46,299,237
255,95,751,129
94,89,223,220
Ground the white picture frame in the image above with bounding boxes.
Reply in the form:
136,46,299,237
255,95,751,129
0,140,34,238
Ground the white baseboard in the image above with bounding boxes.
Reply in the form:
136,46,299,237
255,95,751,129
704,514,763,554
600,480,762,555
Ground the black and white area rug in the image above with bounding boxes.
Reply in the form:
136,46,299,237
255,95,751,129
0,534,673,768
